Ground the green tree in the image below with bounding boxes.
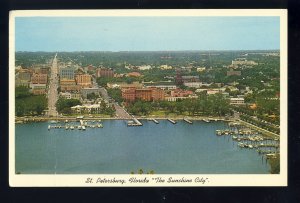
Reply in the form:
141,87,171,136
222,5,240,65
107,88,123,103
16,101,25,116
15,86,31,98
56,98,81,114
87,92,98,100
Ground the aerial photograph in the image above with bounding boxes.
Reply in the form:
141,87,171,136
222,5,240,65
13,13,283,177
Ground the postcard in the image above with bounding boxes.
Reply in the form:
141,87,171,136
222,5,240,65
9,9,287,186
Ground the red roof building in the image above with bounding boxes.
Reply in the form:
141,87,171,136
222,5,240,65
122,88,165,103
31,73,48,84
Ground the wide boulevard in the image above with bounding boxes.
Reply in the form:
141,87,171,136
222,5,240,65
47,54,59,117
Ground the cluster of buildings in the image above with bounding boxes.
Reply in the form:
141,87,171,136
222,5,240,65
59,66,116,101
16,56,259,110
15,66,49,95
119,81,246,105
99,64,250,105
59,66,93,92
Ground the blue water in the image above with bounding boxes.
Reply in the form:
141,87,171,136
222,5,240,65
15,120,270,174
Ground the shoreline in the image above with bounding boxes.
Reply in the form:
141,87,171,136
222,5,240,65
15,115,231,122
15,115,279,139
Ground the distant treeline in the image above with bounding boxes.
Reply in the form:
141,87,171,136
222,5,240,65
15,50,279,68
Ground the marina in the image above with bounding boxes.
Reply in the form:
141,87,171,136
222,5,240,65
215,127,280,161
48,120,104,130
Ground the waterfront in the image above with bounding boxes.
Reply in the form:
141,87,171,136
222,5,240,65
15,120,271,174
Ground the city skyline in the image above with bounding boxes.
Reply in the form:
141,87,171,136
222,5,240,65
15,17,280,52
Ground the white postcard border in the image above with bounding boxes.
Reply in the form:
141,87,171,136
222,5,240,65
9,9,288,187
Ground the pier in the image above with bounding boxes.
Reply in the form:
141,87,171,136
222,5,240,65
167,118,177,124
127,117,143,126
80,120,84,126
183,117,193,124
148,118,159,124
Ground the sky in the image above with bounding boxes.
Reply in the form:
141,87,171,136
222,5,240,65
15,16,280,52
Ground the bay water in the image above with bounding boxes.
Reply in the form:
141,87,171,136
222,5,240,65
15,120,270,174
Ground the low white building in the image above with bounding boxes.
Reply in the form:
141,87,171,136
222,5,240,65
184,82,203,88
29,83,46,89
71,103,101,114
195,88,226,94
207,89,221,95
160,65,173,70
143,81,177,90
59,92,81,100
138,65,152,70
196,67,206,72
230,98,245,105
60,92,72,99
165,95,198,102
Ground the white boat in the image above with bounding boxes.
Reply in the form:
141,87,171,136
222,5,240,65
78,126,82,130
215,130,222,136
82,126,86,130
203,118,210,123
70,126,74,130
48,125,51,130
65,125,69,130
97,124,103,128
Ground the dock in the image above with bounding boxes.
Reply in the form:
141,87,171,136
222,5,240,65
148,118,159,124
183,117,193,124
167,118,177,124
127,117,143,126
80,120,85,126
48,119,103,130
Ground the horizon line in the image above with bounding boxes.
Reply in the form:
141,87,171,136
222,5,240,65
15,49,280,53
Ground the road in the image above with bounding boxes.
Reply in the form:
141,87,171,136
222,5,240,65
232,110,279,138
47,54,59,117
99,87,131,119
114,102,132,119
99,87,109,101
